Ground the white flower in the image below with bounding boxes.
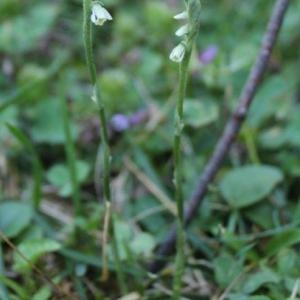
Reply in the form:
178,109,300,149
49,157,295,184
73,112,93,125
173,11,188,20
169,43,185,63
91,2,112,26
91,86,97,103
175,24,189,37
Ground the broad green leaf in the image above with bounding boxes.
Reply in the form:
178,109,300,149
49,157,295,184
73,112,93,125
213,252,243,288
242,267,280,294
184,99,219,128
30,98,77,144
244,203,274,230
0,4,59,54
13,239,61,272
130,233,155,257
228,43,258,73
0,202,32,238
32,285,52,300
265,229,300,257
248,75,295,128
277,249,297,276
46,161,90,197
220,165,283,208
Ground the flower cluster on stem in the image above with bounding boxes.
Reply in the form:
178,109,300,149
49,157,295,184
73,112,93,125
169,0,201,63
170,1,201,299
82,0,127,294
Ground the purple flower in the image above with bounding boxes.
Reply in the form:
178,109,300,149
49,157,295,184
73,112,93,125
199,45,218,65
110,114,130,132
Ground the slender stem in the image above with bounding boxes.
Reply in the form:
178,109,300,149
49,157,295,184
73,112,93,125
148,0,290,273
82,0,96,84
82,0,127,293
173,49,192,299
95,80,127,295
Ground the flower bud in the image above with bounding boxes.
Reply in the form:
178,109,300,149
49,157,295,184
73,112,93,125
175,24,189,37
169,43,186,63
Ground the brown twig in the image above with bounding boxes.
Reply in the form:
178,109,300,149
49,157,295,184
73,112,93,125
149,0,290,273
0,230,78,300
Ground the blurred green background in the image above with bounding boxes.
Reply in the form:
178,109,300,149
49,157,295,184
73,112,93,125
0,0,300,299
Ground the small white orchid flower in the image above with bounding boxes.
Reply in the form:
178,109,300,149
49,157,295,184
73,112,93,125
169,43,186,63
91,86,97,103
174,11,188,20
175,24,189,37
91,2,112,26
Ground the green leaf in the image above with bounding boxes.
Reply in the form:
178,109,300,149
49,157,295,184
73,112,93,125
112,220,132,260
276,249,297,276
30,97,77,144
130,232,155,257
0,4,59,54
13,239,61,272
242,267,280,294
220,165,283,208
0,275,30,299
0,202,32,238
46,161,90,197
32,286,51,300
184,99,219,128
265,229,300,257
248,75,295,128
213,252,243,288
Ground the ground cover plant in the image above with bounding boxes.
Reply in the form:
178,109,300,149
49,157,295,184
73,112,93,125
0,0,299,299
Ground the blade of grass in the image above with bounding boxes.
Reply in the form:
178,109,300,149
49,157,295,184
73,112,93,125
6,124,43,209
60,79,81,217
0,275,29,300
0,243,9,300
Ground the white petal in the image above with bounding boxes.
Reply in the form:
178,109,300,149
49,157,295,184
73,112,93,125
175,24,189,37
91,13,97,23
91,3,113,26
169,44,185,63
174,11,188,20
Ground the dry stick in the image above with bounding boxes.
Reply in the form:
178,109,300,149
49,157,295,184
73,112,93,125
148,0,290,273
124,157,177,216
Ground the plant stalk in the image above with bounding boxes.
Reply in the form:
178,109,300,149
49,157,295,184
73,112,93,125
82,0,127,294
173,49,192,299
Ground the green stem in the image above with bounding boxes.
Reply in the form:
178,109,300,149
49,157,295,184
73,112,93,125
94,84,127,294
173,49,192,300
82,0,127,293
61,93,81,217
82,0,96,84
